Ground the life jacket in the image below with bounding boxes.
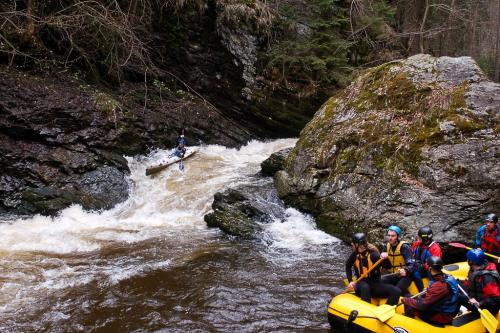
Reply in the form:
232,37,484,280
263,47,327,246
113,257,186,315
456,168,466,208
468,263,500,300
428,274,459,313
386,241,408,273
414,241,439,271
174,146,186,157
480,227,500,253
354,251,380,279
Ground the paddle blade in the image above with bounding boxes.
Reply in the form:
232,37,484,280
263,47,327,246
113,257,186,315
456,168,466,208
371,304,397,323
478,308,498,333
449,243,468,249
179,159,184,171
343,278,358,286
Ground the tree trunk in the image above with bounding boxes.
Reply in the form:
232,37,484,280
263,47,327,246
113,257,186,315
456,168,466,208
420,0,429,54
495,0,500,82
19,0,37,49
444,0,456,55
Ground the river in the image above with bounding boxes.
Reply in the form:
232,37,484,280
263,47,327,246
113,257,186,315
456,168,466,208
0,139,351,332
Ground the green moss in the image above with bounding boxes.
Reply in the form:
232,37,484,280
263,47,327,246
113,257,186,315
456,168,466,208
92,92,122,117
438,158,448,166
449,87,468,111
316,213,358,241
323,98,340,119
372,62,394,81
444,165,468,178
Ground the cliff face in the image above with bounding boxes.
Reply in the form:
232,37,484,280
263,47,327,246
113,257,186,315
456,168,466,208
0,0,327,217
275,54,500,248
0,67,253,216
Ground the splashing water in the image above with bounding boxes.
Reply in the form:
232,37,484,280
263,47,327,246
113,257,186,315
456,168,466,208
0,139,349,332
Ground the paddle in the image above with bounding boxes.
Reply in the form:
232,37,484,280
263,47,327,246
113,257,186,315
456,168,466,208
449,243,500,260
179,117,186,171
343,271,401,286
342,258,384,294
371,290,427,322
457,283,498,333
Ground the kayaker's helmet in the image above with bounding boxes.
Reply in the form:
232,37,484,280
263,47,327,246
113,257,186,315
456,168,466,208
426,256,443,271
467,249,486,265
387,226,401,237
351,232,367,249
418,227,433,243
486,213,498,223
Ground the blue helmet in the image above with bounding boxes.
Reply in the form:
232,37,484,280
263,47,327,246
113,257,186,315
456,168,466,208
467,249,486,265
387,226,401,237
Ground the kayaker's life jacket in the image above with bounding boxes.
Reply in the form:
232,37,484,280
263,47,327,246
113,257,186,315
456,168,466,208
174,146,186,158
354,251,380,279
414,241,439,271
468,264,500,300
480,227,500,254
386,241,408,273
428,274,459,313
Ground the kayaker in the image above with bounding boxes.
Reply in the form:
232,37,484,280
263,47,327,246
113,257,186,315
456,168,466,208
458,248,500,315
380,226,417,296
175,134,186,147
402,256,459,324
345,232,401,306
412,227,442,292
475,213,500,271
174,141,186,158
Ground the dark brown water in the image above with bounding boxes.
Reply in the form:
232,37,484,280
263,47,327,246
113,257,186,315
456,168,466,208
0,140,351,332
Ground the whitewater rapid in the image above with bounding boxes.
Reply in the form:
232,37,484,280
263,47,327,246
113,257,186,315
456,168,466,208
0,139,346,332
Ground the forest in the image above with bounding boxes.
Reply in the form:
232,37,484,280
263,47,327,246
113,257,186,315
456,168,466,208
1,0,499,135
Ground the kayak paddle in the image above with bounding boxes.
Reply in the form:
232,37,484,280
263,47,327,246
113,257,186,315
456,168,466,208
449,243,500,260
371,289,427,322
342,258,384,294
457,283,498,333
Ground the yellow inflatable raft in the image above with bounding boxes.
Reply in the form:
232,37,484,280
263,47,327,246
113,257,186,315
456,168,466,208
442,261,469,280
329,262,497,333
328,292,499,333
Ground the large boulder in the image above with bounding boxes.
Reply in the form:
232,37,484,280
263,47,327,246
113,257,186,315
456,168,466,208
261,147,292,176
204,182,285,238
275,54,500,250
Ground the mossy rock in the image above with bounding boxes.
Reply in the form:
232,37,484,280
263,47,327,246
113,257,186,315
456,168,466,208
276,54,500,251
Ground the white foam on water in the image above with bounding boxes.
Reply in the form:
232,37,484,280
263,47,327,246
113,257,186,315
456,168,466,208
262,208,340,251
0,139,297,254
0,139,301,311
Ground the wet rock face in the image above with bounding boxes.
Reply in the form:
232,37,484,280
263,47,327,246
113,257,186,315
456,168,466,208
0,67,254,216
0,85,131,216
261,147,292,176
275,54,500,250
204,182,285,239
